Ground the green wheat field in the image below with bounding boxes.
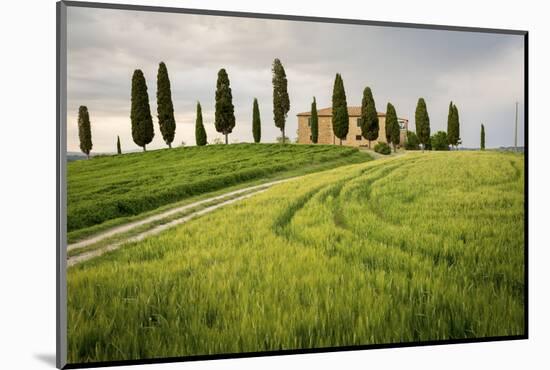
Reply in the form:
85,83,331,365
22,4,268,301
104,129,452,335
67,149,524,363
67,144,369,235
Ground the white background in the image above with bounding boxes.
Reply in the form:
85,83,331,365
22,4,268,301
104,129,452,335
0,0,547,369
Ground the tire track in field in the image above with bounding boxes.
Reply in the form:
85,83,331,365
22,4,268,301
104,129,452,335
330,161,407,233
330,157,459,275
271,165,369,240
273,157,452,272
272,159,406,244
334,156,482,270
271,184,328,238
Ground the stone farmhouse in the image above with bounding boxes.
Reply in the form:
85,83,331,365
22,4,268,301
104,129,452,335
297,106,409,147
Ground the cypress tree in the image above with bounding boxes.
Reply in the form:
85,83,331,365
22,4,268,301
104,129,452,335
452,104,460,148
195,102,207,146
331,73,349,145
415,98,431,152
385,102,394,143
214,68,235,144
481,124,486,150
131,69,154,151
360,87,379,148
156,62,176,148
252,98,261,143
116,135,121,154
310,97,319,144
386,102,400,152
447,102,460,150
447,101,455,149
77,105,92,159
272,58,290,144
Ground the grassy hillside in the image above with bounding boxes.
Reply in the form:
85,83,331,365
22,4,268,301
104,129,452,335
67,144,371,233
67,151,525,363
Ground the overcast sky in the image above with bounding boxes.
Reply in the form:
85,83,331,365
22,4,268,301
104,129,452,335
66,6,525,152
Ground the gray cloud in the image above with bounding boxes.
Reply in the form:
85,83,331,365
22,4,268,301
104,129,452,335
67,6,524,152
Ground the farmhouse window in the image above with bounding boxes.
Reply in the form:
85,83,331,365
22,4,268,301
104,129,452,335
356,135,362,140
308,118,311,127
357,118,362,127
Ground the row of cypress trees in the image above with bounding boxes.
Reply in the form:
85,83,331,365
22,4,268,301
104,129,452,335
434,121,482,150
210,60,290,145
409,121,484,151
311,74,401,151
413,98,464,152
310,72,462,153
78,60,467,156
129,59,289,150
129,62,178,151
78,58,290,157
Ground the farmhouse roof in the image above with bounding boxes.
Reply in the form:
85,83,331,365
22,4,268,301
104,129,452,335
297,106,407,121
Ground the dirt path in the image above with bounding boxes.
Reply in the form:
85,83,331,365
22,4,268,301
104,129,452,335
67,178,293,266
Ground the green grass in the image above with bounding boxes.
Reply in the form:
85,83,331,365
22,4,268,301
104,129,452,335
67,151,524,363
67,143,371,235
67,186,266,258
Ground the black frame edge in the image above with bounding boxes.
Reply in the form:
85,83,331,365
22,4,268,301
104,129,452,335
61,0,527,35
56,2,61,368
57,1,68,369
523,32,529,339
64,335,527,369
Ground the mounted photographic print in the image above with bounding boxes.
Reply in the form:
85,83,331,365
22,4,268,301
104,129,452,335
56,1,528,368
